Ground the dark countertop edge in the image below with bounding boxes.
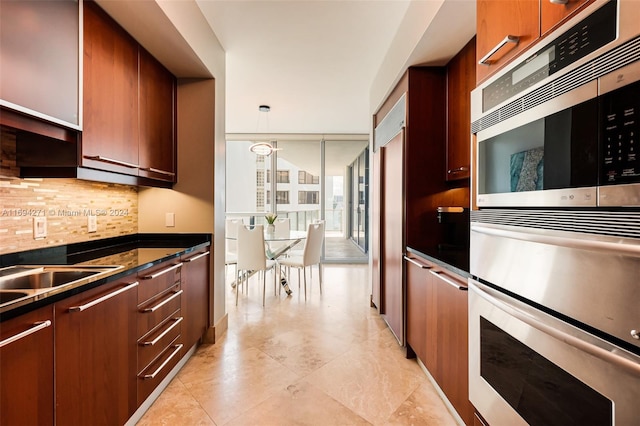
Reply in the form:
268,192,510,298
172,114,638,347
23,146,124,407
0,234,211,321
406,247,471,279
0,233,212,267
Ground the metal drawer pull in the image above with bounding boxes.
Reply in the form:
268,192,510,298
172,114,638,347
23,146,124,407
141,290,183,313
429,270,468,291
184,251,210,262
140,317,183,346
447,166,469,174
141,344,183,379
472,281,640,377
141,263,183,280
0,320,52,348
472,224,640,256
140,167,176,177
69,282,139,313
479,35,520,65
403,255,431,269
83,155,140,169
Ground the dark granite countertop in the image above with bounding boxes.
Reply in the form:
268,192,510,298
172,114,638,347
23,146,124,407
0,233,211,320
406,246,470,279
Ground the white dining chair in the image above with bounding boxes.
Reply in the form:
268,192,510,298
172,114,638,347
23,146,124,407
267,217,291,256
225,218,242,280
236,224,275,306
279,221,324,300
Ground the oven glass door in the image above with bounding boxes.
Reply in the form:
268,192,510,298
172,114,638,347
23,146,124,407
469,280,640,426
480,317,611,426
476,97,598,207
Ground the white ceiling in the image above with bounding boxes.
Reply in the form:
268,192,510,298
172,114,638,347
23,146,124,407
195,0,476,136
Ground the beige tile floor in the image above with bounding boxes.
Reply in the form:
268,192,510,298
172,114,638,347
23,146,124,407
137,264,458,426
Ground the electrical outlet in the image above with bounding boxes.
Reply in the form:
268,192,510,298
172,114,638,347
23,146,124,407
87,215,97,233
165,212,175,227
33,216,47,239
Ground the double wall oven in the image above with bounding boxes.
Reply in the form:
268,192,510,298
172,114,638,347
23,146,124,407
470,1,640,425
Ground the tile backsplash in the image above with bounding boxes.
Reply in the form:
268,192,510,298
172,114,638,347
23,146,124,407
1,128,138,255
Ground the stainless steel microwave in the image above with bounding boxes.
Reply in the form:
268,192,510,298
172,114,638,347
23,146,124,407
471,0,640,208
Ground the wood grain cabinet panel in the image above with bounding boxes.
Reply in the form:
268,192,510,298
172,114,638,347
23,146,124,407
446,37,476,181
405,254,473,426
55,275,138,426
476,0,540,84
181,249,210,350
139,48,177,182
541,0,593,36
432,270,473,426
0,305,54,426
82,0,139,176
405,256,430,363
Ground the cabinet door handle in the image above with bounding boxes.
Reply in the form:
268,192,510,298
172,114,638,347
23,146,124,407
140,167,176,177
68,282,139,313
0,320,52,348
183,251,210,262
141,344,183,379
403,255,431,269
429,270,468,291
140,290,183,313
83,155,140,169
141,263,183,280
478,35,520,65
447,166,469,174
140,317,183,346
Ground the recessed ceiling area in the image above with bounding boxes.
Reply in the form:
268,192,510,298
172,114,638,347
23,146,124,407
196,0,476,135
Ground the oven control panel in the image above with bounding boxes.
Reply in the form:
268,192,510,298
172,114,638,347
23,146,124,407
601,80,640,184
482,0,617,112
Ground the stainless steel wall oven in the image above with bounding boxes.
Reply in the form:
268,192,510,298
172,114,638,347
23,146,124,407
469,1,640,425
471,0,640,208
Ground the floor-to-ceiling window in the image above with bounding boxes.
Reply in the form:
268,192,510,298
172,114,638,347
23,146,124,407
226,137,368,263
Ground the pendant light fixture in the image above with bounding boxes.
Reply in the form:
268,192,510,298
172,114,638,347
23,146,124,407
249,104,279,156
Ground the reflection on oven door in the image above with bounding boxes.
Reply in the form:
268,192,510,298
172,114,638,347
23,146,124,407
469,280,640,426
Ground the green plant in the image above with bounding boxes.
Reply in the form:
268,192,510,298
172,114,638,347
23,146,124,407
265,213,277,224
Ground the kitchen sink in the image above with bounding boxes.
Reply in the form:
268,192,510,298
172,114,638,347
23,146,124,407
0,265,123,291
0,291,30,304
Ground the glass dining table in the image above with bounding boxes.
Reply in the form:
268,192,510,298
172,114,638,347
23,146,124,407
227,229,307,293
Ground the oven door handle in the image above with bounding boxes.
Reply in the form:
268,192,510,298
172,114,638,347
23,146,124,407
471,224,640,257
470,280,640,377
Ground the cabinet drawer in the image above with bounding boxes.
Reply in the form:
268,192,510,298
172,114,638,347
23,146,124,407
137,285,182,337
138,313,182,372
138,261,182,305
137,337,183,406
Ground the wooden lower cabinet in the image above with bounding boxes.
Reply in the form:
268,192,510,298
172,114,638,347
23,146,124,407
431,270,473,425
137,259,184,405
0,305,54,425
181,248,210,350
405,254,473,425
55,275,138,426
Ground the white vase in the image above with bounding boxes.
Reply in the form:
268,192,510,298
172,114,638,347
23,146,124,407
267,224,275,234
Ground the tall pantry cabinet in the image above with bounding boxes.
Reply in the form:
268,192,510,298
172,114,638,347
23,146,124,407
372,67,447,345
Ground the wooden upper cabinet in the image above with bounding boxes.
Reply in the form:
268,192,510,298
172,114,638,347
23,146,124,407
541,0,593,36
139,48,177,182
446,37,476,181
476,0,540,84
82,0,139,176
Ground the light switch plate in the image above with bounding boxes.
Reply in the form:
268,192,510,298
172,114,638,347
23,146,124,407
87,215,97,233
33,216,47,239
165,212,175,227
